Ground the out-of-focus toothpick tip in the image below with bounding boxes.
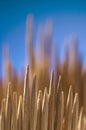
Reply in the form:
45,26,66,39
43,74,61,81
26,65,29,71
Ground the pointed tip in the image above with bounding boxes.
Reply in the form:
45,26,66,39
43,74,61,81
8,82,12,90
72,93,79,115
49,71,54,95
57,74,62,92
38,90,42,100
25,65,29,78
74,93,79,102
66,85,73,106
58,74,62,83
37,90,42,109
43,88,48,107
8,81,11,86
42,87,48,110
58,74,61,81
61,91,64,95
52,70,54,76
24,65,29,94
60,91,64,109
18,95,22,108
69,85,73,92
7,82,12,98
61,91,64,105
51,70,54,79
26,65,29,72
27,14,33,21
73,93,79,107
68,85,73,97
17,95,22,119
44,87,48,95
24,65,29,83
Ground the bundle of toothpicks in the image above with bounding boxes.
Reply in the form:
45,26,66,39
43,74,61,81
0,15,86,130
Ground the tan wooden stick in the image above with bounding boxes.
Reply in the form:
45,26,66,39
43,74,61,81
26,15,35,72
65,85,73,130
78,107,83,130
6,82,12,130
17,95,22,130
0,99,6,130
72,93,79,130
22,65,30,130
48,71,55,130
41,88,49,130
11,92,17,130
55,91,64,130
30,74,37,130
54,75,62,130
36,90,42,130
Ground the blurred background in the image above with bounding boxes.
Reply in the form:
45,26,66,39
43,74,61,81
0,0,86,77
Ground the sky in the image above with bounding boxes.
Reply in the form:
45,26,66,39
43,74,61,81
0,0,86,77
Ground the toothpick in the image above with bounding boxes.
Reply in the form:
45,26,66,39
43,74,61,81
11,92,17,130
49,71,54,96
0,98,6,130
36,90,42,130
55,91,64,130
41,88,49,130
6,82,12,130
78,107,83,130
57,75,62,92
72,93,79,130
30,74,37,130
26,15,35,72
48,71,55,130
65,85,73,130
22,65,30,130
17,95,22,130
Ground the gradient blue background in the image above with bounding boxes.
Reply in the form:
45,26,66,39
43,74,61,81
0,1,86,77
